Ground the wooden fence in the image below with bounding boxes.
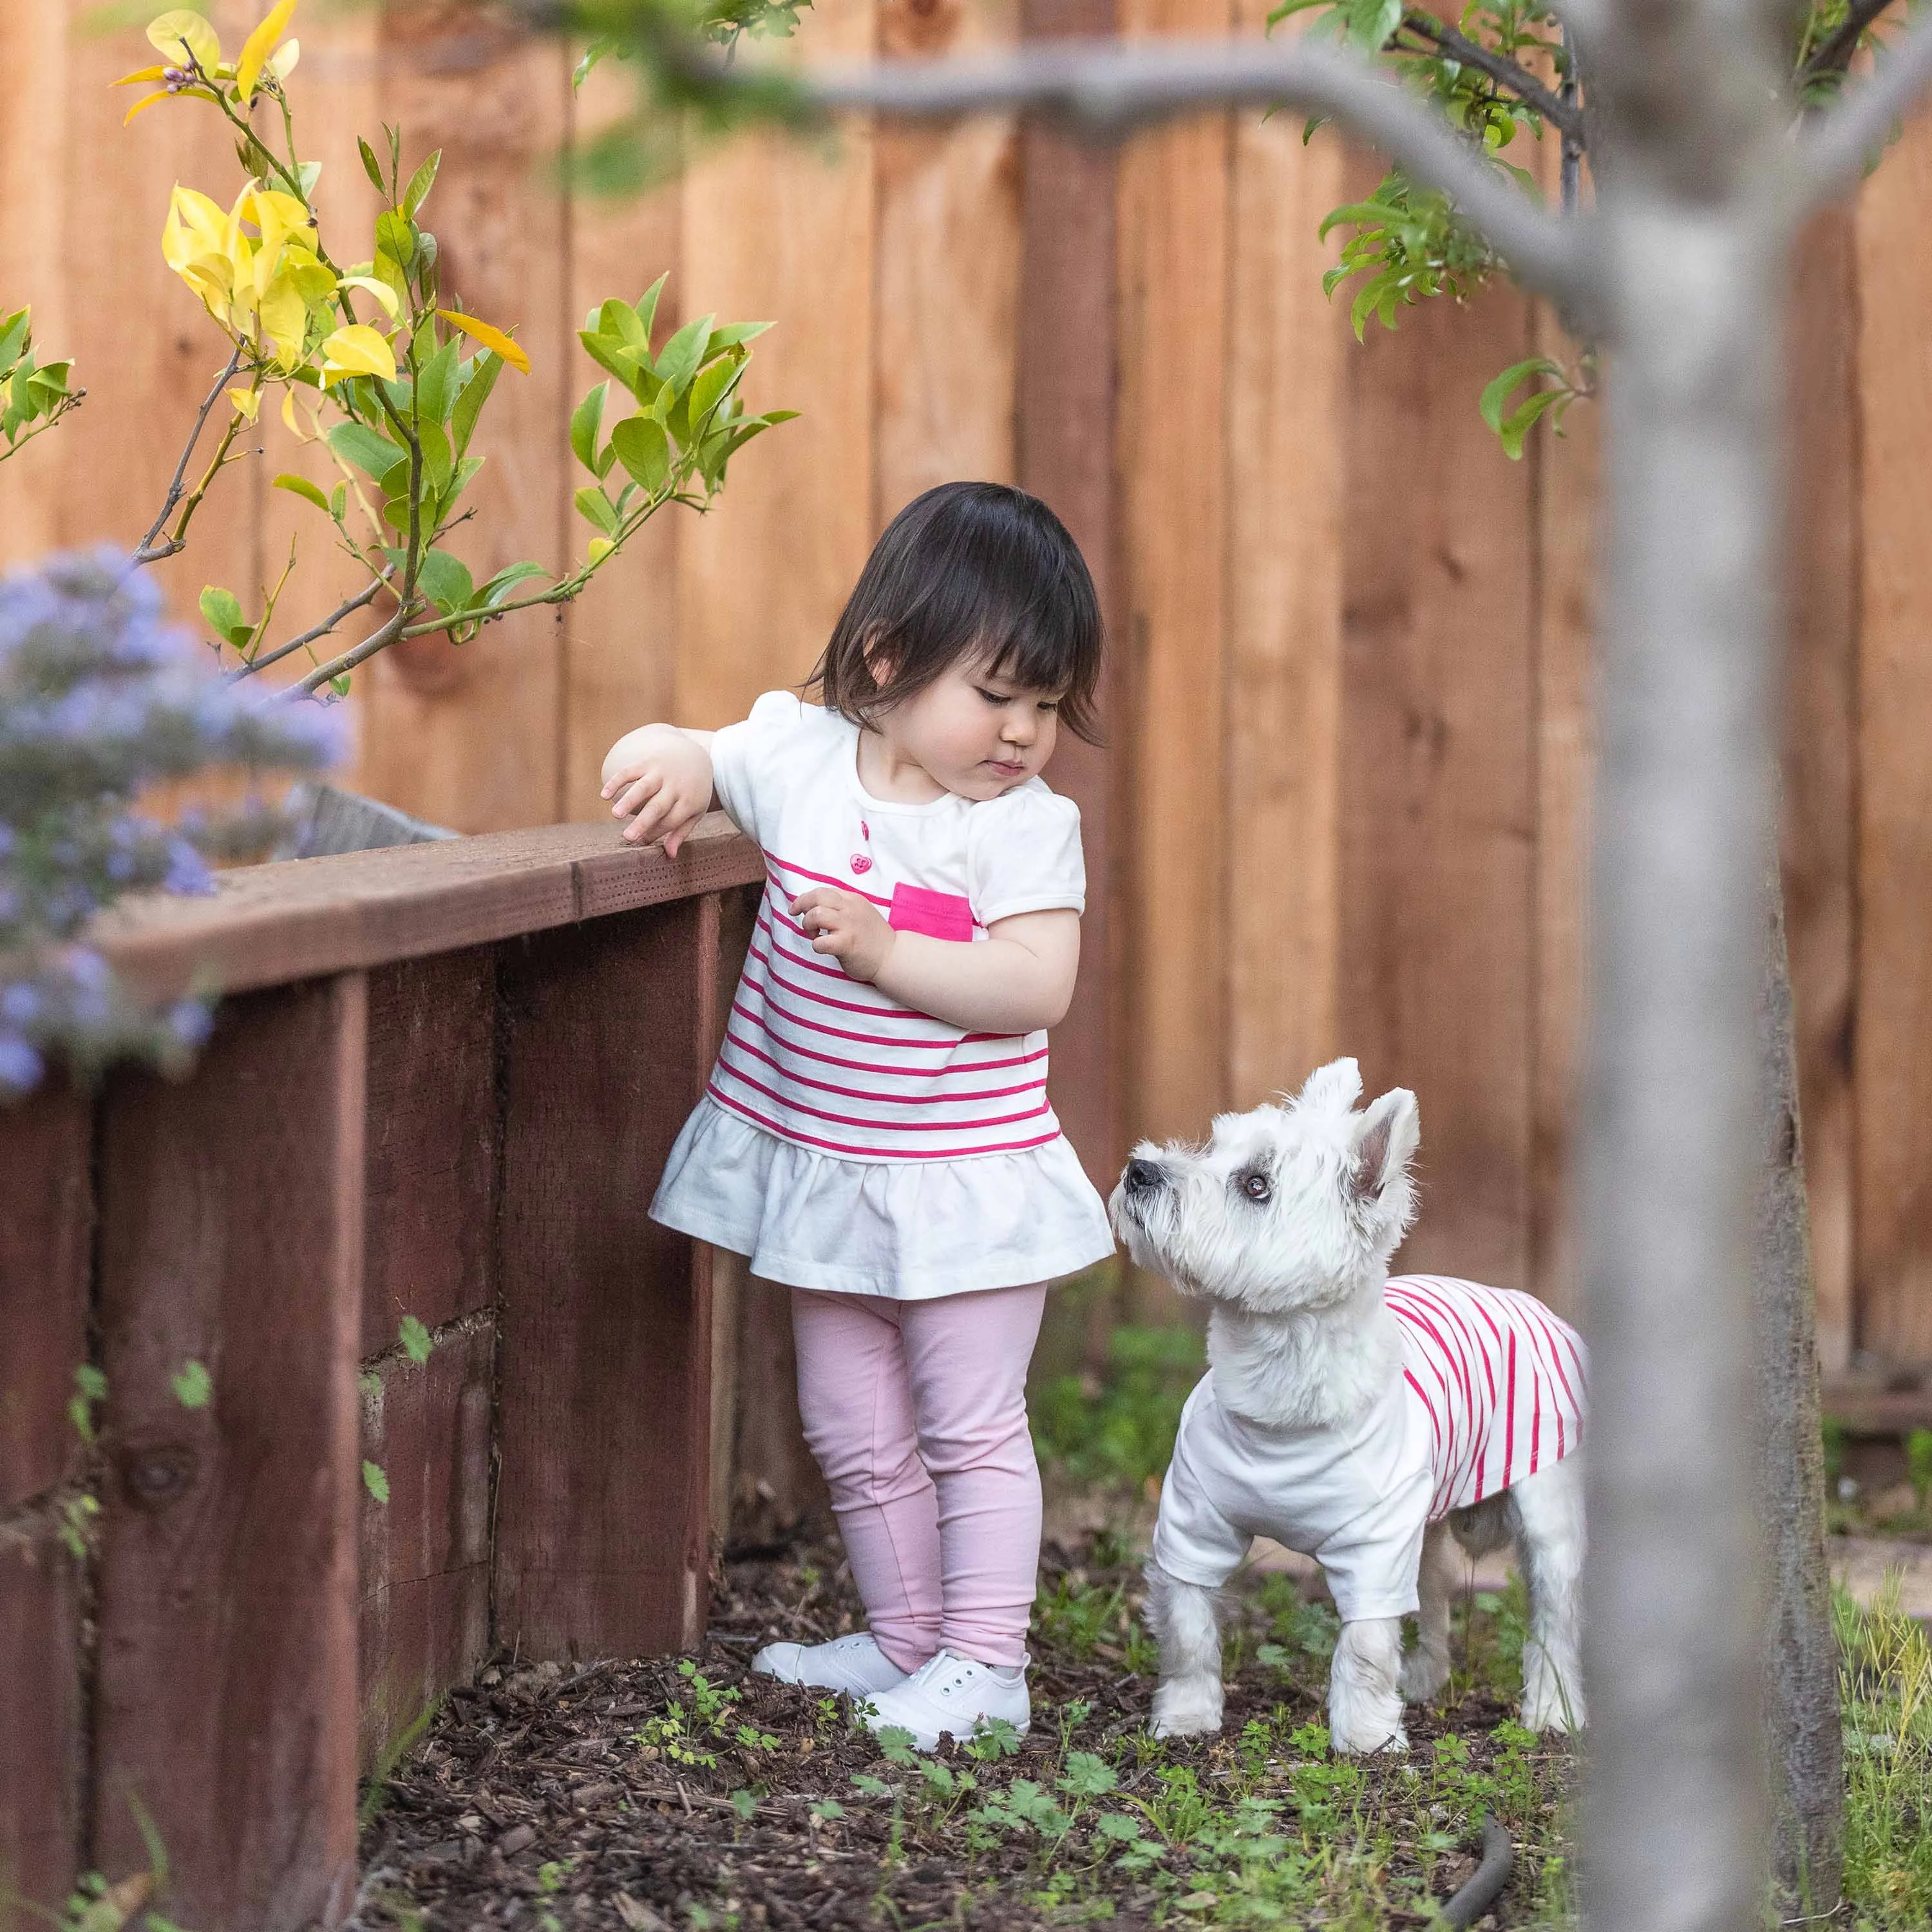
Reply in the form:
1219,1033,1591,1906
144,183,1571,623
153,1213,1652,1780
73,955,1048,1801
0,819,762,1931
2,0,1929,1380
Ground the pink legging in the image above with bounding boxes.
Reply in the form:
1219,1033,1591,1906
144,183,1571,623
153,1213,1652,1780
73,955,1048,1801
791,1282,1046,1672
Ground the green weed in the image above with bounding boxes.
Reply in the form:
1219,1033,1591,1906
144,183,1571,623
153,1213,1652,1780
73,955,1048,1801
1839,1576,1932,1929
1030,1324,1205,1490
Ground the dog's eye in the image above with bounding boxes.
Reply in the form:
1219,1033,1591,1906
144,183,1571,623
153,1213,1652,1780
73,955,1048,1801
1240,1172,1272,1203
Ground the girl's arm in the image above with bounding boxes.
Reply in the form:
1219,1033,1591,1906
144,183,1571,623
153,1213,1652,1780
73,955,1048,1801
790,887,1079,1036
600,724,719,853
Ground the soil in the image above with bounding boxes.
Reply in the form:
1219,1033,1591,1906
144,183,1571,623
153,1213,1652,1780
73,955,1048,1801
352,1528,1569,1930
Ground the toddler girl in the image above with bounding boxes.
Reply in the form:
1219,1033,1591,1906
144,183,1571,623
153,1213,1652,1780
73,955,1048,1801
600,482,1114,1748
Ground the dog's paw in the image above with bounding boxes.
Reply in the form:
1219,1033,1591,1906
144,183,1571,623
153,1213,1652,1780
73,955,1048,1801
1520,1683,1586,1734
1150,1678,1224,1739
1399,1650,1450,1705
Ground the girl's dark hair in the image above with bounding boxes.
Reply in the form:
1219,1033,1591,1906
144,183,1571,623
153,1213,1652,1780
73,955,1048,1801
805,482,1104,743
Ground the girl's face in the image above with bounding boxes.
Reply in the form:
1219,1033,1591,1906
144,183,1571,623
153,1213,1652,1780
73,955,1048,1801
869,650,1065,801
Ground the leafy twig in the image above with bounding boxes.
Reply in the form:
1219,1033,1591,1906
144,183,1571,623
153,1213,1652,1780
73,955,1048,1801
1397,12,1581,141
294,601,413,697
235,565,395,678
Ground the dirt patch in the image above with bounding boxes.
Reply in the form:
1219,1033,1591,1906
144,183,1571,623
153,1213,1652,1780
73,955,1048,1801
352,1530,1573,1929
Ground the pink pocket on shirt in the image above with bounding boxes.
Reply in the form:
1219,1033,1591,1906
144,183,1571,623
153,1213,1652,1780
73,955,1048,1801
889,884,976,942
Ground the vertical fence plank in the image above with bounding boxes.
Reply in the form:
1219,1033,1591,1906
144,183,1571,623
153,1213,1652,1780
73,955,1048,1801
1223,75,1345,1108
0,1088,92,1927
495,895,719,1657
1116,0,1233,1293
363,951,500,1351
1019,0,1125,1200
677,0,877,724
357,1320,493,1774
1784,205,1859,1374
1855,106,1932,1365
560,62,685,821
93,975,365,1932
873,0,1021,518
1336,180,1539,1286
1528,310,1598,1318
0,3,70,570
359,8,573,831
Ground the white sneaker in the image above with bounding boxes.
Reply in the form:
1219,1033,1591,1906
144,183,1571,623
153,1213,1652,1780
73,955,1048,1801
858,1649,1030,1752
749,1631,909,1697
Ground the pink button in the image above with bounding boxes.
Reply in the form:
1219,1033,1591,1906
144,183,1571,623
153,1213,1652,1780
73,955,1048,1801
849,854,873,875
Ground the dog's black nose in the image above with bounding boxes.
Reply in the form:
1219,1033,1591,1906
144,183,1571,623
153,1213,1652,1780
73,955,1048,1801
1124,1158,1164,1195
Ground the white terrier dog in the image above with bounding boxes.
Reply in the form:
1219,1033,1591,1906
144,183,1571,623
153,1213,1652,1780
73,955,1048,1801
1111,1059,1587,1755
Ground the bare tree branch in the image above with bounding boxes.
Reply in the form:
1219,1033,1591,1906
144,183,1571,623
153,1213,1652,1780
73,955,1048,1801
1779,6,1932,216
1399,13,1584,142
794,38,1596,311
235,565,396,679
294,603,411,698
134,346,245,566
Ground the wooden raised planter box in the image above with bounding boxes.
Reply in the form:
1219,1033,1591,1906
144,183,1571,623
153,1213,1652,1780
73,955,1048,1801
0,816,764,1932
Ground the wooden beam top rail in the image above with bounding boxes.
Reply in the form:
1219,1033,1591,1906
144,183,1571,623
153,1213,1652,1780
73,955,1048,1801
92,815,765,1002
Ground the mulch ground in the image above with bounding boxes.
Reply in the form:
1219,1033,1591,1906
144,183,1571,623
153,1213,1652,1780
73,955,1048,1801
351,1528,1564,1931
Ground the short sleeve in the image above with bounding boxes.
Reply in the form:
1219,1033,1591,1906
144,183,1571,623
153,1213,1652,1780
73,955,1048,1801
966,783,1086,925
708,690,817,848
1315,1487,1430,1622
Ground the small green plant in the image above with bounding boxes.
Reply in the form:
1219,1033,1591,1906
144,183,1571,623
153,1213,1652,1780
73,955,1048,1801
1031,1322,1205,1490
169,1360,211,1409
1839,1575,1932,1924
361,1459,389,1504
1906,1428,1932,1514
636,1660,779,1770
68,1364,108,1443
398,1315,432,1365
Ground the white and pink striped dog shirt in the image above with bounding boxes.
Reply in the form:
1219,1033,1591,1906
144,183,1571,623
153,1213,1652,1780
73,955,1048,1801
1152,1276,1587,1622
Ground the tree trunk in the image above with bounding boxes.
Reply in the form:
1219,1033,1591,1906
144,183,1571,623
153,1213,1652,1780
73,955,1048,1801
1757,878,1844,1914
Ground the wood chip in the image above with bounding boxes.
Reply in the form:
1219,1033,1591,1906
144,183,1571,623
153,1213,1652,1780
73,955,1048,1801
495,1823,536,1856
614,1893,671,1931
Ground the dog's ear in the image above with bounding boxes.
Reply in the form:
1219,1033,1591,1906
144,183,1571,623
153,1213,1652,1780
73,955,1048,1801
1348,1088,1419,1203
1295,1057,1363,1115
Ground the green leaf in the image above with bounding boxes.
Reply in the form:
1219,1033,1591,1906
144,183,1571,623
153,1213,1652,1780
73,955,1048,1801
375,208,416,268
0,307,32,371
875,1726,920,1766
1497,386,1571,460
634,271,670,345
330,673,352,698
687,355,741,435
273,472,332,513
1096,1813,1142,1841
399,1314,432,1364
703,320,772,352
654,314,715,397
571,382,610,473
403,149,442,219
1479,355,1567,435
609,415,670,492
198,585,251,648
358,136,388,195
326,420,404,479
596,297,647,349
415,338,461,427
1057,1752,1117,1797
450,351,503,458
363,1460,390,1504
414,547,475,615
849,1774,891,1797
575,485,620,536
171,1360,212,1410
418,417,453,495
478,560,549,607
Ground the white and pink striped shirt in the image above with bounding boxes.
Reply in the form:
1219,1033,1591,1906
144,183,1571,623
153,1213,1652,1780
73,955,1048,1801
705,692,1088,1164
1153,1277,1586,1622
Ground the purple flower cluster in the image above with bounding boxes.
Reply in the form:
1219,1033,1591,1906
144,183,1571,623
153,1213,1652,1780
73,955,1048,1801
1,549,345,1097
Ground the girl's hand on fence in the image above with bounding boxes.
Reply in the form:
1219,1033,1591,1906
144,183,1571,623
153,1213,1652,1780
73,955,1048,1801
601,725,716,856
792,887,895,983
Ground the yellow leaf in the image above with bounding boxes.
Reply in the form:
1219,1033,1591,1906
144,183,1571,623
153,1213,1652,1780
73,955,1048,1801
112,66,167,86
270,37,300,79
146,9,221,71
319,323,397,387
587,538,615,566
124,90,172,124
227,388,262,421
281,388,303,436
258,274,310,369
236,0,298,101
437,309,531,374
336,274,401,320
